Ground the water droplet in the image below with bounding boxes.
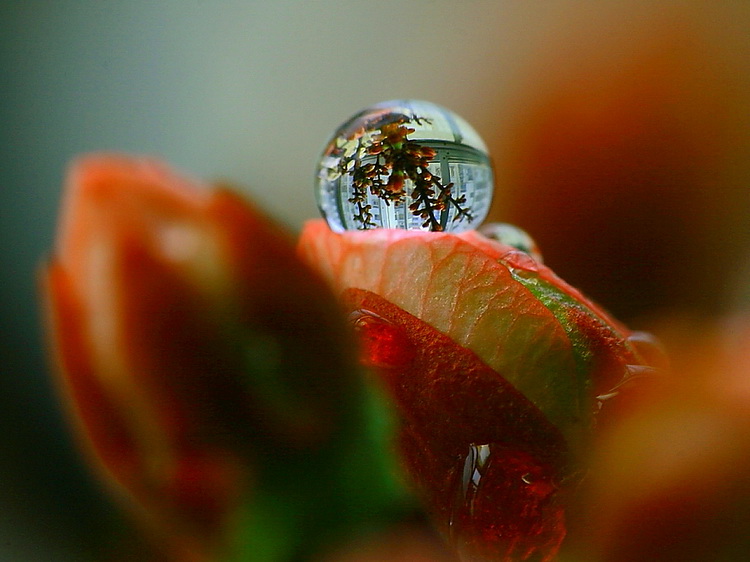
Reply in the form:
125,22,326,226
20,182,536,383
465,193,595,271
480,222,543,263
316,100,494,232
450,443,565,560
594,332,667,412
627,330,670,371
349,309,415,368
596,363,661,410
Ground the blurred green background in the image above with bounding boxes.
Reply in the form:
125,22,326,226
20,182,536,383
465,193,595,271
1,2,749,559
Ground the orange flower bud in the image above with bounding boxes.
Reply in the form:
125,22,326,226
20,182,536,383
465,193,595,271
41,154,399,560
386,172,405,193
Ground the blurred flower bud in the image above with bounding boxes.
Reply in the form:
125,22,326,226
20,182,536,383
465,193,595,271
569,319,750,561
41,154,407,560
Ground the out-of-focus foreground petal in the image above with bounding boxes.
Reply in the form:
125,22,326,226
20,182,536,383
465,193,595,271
568,319,750,561
41,154,408,561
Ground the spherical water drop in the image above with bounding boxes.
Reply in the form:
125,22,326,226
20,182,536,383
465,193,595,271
316,100,494,232
480,222,543,262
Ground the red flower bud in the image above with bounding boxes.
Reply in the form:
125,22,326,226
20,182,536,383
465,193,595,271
41,154,393,560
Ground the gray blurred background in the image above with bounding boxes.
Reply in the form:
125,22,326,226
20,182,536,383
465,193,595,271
2,2,749,560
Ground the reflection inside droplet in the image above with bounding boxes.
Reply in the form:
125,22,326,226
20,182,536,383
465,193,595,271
316,100,494,232
461,443,491,511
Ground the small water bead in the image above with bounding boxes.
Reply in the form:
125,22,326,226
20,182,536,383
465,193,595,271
316,100,494,232
627,330,670,372
595,331,667,413
451,442,565,561
480,222,543,263
348,309,415,368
